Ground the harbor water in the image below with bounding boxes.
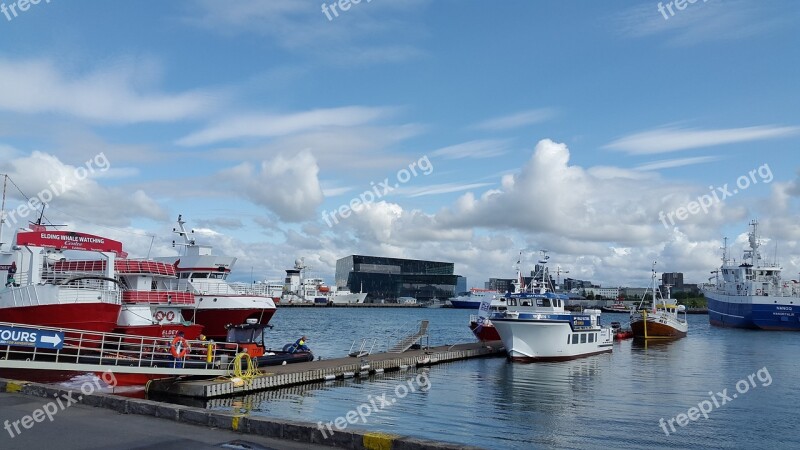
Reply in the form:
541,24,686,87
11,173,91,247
161,309,798,449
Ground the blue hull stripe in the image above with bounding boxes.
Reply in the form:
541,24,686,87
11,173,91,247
707,295,800,331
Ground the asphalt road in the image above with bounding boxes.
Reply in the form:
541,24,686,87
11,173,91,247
0,392,336,450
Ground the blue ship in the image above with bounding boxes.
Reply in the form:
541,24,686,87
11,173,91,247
703,220,800,331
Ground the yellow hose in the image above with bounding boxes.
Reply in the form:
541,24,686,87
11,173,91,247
229,352,259,382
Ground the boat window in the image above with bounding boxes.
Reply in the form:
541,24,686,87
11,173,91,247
192,273,209,278
589,333,594,343
209,273,225,279
179,273,190,279
572,334,578,344
580,334,587,344
508,298,517,307
567,335,571,345
542,298,551,307
522,301,531,306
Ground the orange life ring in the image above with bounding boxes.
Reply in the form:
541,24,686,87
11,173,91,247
166,311,175,322
170,336,190,359
154,311,165,321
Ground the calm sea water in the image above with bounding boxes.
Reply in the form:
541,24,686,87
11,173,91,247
166,308,800,449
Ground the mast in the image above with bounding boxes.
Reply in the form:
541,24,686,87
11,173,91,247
0,174,6,250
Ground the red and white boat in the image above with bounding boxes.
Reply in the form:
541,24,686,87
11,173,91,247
154,216,277,340
50,259,204,340
0,226,122,335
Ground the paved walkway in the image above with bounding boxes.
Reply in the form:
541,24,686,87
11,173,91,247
0,392,335,450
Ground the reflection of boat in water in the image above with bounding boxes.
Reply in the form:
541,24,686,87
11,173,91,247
630,262,687,340
491,251,613,361
703,219,800,330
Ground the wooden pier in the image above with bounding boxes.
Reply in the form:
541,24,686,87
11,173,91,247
146,341,504,398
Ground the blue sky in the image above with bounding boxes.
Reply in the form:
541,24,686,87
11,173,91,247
1,0,799,288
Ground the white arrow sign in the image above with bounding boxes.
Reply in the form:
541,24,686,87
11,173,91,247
41,334,62,347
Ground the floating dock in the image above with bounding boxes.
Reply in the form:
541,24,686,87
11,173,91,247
147,341,504,398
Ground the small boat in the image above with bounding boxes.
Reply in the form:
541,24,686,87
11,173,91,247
630,263,688,339
225,321,314,366
490,251,613,361
468,298,508,341
610,321,633,340
601,301,630,313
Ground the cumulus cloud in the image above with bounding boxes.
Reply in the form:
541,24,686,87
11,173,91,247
0,151,167,228
220,150,324,222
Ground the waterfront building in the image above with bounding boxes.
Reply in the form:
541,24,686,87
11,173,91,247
335,255,459,302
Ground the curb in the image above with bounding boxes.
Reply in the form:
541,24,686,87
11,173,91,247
1,378,482,450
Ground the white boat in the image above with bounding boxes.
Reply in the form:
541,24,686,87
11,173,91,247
703,219,800,330
450,288,500,309
490,251,613,361
281,258,367,304
630,262,688,339
154,216,276,340
397,296,417,305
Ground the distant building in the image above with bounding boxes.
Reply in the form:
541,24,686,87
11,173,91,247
662,272,684,288
584,287,620,299
564,278,593,292
455,276,467,295
335,255,458,302
621,287,648,299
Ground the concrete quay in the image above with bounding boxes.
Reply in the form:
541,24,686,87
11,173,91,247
0,378,484,450
147,341,504,398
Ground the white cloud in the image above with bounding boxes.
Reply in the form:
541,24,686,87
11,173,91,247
634,156,721,171
220,150,324,222
430,139,511,160
604,125,799,155
0,58,219,124
474,109,556,131
177,106,396,147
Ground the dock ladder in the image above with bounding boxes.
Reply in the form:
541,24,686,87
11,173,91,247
387,320,429,353
348,338,378,357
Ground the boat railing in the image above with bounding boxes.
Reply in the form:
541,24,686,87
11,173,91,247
0,320,240,371
182,281,266,297
5,284,121,308
121,290,195,305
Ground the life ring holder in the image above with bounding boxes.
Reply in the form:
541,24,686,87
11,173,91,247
166,311,175,322
170,336,190,359
154,311,165,321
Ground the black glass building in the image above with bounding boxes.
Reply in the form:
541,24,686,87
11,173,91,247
335,255,458,302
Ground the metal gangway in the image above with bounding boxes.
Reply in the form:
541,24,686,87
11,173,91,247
386,320,429,353
348,337,378,357
0,321,242,377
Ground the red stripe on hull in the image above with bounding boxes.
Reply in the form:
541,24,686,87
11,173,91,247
630,321,687,339
469,321,501,341
181,308,276,339
508,347,612,362
0,303,120,333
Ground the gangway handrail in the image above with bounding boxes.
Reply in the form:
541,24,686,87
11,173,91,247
0,321,240,374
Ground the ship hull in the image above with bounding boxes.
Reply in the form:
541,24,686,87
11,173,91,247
0,303,121,334
182,305,276,340
113,324,205,341
449,300,481,309
469,320,501,341
630,319,687,339
706,293,800,331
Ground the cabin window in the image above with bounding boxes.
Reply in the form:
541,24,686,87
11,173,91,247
542,298,551,307
179,273,190,279
572,334,578,344
588,333,594,343
580,334,587,344
567,335,571,345
210,273,224,279
522,301,531,306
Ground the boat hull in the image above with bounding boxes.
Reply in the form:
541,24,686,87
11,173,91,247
491,318,612,362
182,305,276,340
469,320,501,341
705,293,800,331
629,310,688,339
449,300,481,309
0,303,121,335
